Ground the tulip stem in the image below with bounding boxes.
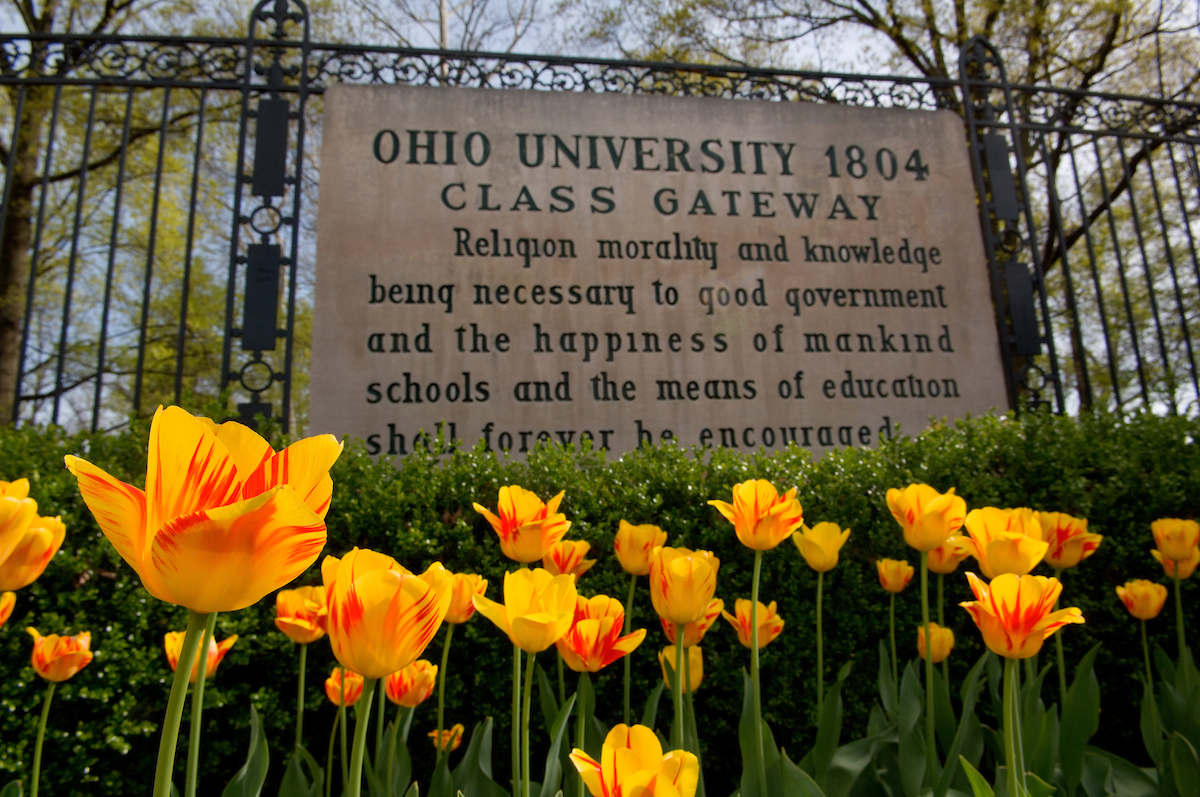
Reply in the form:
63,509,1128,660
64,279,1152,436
522,651,537,797
1002,657,1026,797
375,675,387,766
889,594,898,708
1054,568,1068,704
1175,572,1187,659
339,674,349,790
576,671,590,797
624,573,637,726
400,705,414,744
185,611,218,797
672,638,685,750
558,651,567,706
512,644,522,795
921,551,937,781
937,574,949,685
684,652,705,796
325,710,339,797
296,643,308,750
346,678,378,797
750,549,768,797
30,681,55,797
152,610,208,797
816,569,825,714
437,623,454,763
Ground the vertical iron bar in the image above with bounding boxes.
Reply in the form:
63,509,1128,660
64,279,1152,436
92,87,135,433
133,88,173,413
281,25,312,433
174,89,208,405
222,42,255,402
1164,143,1200,413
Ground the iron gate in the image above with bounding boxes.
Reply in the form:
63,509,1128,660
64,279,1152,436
0,0,1197,433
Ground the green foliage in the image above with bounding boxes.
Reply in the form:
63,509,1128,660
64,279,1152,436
1,410,1199,796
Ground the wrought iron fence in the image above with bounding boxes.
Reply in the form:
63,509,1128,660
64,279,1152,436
0,0,1196,432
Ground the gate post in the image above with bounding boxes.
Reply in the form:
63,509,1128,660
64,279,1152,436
959,37,1063,413
221,0,311,431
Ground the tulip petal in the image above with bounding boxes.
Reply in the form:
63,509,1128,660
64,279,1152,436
145,406,242,536
209,420,275,481
243,434,343,519
472,594,513,640
150,487,325,613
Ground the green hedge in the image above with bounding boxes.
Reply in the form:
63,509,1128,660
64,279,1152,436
1,410,1197,796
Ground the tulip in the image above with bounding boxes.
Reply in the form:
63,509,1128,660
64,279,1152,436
0,514,65,591
570,724,700,797
956,507,1048,579
385,660,438,707
0,478,38,568
0,590,12,628
876,558,913,704
1152,547,1199,580
1117,579,1167,621
659,645,705,695
648,547,720,627
1151,519,1200,658
557,595,646,672
917,622,954,664
543,540,597,580
660,598,723,647
927,539,971,575
429,723,464,752
164,629,237,683
276,586,327,644
794,521,849,709
325,666,363,790
1041,512,1102,570
613,520,667,725
434,572,486,761
473,485,570,563
886,483,966,552
721,599,784,649
708,479,803,551
27,627,94,797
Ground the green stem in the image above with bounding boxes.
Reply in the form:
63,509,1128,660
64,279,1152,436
558,650,567,706
401,705,414,744
938,573,949,685
673,639,684,750
624,573,637,726
684,651,700,757
576,671,590,797
1142,620,1158,703
185,611,218,797
921,552,937,781
30,681,55,797
437,623,454,763
376,673,387,766
512,644,522,795
890,593,898,707
751,549,768,797
346,678,378,797
339,674,349,790
522,651,537,797
817,569,825,714
1176,572,1187,659
1054,568,1068,704
1003,657,1026,797
296,644,308,750
325,710,339,797
152,610,209,797
387,704,400,797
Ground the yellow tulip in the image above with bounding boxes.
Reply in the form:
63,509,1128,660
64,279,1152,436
793,522,850,572
721,599,785,649
570,723,699,797
543,540,597,580
0,591,13,630
1152,547,1199,580
1040,512,1102,570
556,594,646,672
917,622,954,663
648,547,720,626
658,645,704,694
445,572,488,624
877,558,914,593
613,521,668,576
324,548,451,679
1116,579,1169,620
325,667,364,706
886,483,966,552
64,406,342,613
0,514,65,591
430,723,464,752
960,572,1084,659
384,660,438,707
27,628,93,682
472,485,570,563
709,480,803,551
660,598,723,648
473,567,577,653
0,478,38,568
165,630,238,683
1152,518,1200,562
274,586,327,645
927,539,971,574
955,507,1048,579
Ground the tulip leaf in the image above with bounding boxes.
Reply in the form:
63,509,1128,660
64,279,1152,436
1060,645,1101,796
957,756,994,797
540,693,577,797
536,665,559,734
808,664,845,786
1024,771,1055,797
0,780,22,797
897,662,925,797
403,783,420,797
452,719,508,797
641,682,664,731
429,748,454,797
222,705,270,797
877,641,897,719
1170,732,1200,797
1140,678,1165,767
822,723,897,797
985,654,1003,726
1030,706,1059,784
931,663,956,754
779,747,826,797
1084,746,1157,797
278,750,323,797
737,669,782,797
1155,645,1177,686
934,653,988,797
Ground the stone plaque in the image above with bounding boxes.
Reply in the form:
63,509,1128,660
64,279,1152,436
311,84,1006,456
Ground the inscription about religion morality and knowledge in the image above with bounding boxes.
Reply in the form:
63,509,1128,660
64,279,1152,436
310,84,1007,456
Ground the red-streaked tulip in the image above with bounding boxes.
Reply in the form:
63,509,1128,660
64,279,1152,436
877,558,914,593
614,521,668,576
0,478,38,568
543,540,596,580
709,480,803,551
27,628,93,682
721,599,784,649
274,586,327,644
165,630,238,683
0,514,63,592
955,507,1048,579
886,484,966,552
927,539,971,574
570,723,699,797
64,406,342,613
1040,512,1102,570
324,548,451,679
917,622,954,663
960,572,1084,659
793,522,850,572
649,547,719,626
472,485,570,563
1152,518,1200,562
659,645,704,694
429,723,464,752
384,660,438,707
1153,547,1199,580
0,591,13,629
556,594,646,672
661,598,723,648
1116,579,1169,620
473,568,577,653
445,572,488,624
325,667,364,706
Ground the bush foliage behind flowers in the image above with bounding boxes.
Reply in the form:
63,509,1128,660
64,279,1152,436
0,409,1198,794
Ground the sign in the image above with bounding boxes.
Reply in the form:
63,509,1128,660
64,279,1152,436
310,85,1007,455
